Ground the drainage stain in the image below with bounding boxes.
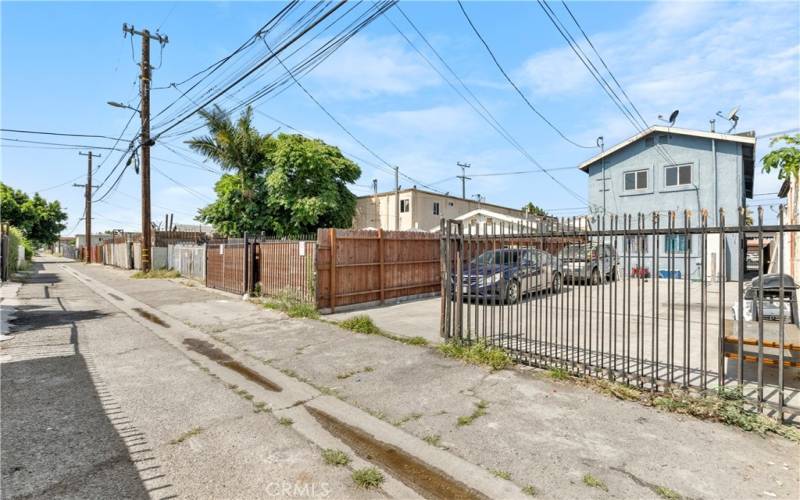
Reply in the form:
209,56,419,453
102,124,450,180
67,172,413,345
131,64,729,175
132,308,170,328
108,293,123,301
182,338,282,392
307,407,487,500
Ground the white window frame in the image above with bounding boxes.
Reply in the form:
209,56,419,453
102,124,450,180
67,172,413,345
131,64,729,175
400,199,410,213
664,164,692,188
624,169,648,191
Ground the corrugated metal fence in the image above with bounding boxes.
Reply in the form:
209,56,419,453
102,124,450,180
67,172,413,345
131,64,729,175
168,244,206,281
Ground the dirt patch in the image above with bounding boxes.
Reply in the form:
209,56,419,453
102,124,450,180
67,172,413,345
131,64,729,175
131,308,169,328
307,407,488,500
183,338,282,392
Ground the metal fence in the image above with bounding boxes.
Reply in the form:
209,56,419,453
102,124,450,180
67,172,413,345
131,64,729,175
168,244,206,282
441,208,800,420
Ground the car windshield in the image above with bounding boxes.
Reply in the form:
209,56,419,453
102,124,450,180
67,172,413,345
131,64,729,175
559,245,593,260
471,250,520,267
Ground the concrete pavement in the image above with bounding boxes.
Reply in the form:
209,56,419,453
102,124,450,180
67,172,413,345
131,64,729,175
36,257,800,499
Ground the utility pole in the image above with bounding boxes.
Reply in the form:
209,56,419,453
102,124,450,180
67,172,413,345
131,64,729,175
394,166,400,231
122,23,168,272
456,162,471,199
74,151,99,263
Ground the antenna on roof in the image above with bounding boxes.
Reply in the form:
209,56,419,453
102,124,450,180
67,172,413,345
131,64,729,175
657,109,680,127
715,105,740,133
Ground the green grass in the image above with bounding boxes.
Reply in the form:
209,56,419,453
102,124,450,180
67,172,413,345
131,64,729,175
457,400,489,427
490,469,511,480
352,467,384,489
547,367,571,380
522,484,537,496
131,269,181,279
286,302,319,319
278,417,293,426
423,434,442,447
437,341,512,371
392,412,422,427
169,426,203,444
655,486,682,499
338,315,381,334
397,335,429,346
261,290,318,319
321,448,350,466
336,366,374,380
582,474,608,492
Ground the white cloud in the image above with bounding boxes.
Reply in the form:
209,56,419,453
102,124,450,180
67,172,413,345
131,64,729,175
356,105,479,139
515,46,590,96
308,35,441,98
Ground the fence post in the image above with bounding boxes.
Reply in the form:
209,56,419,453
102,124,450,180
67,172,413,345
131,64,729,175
243,232,249,295
330,228,337,313
378,229,385,305
440,219,449,340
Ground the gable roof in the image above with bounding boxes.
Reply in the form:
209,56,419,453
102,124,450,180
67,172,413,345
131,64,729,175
578,126,756,172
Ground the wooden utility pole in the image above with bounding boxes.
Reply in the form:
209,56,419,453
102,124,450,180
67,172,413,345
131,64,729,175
123,23,168,272
75,151,99,263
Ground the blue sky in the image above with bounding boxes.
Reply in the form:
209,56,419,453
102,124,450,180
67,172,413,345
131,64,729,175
2,1,799,234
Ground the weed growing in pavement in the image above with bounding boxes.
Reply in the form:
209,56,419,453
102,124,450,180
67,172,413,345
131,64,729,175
278,417,293,426
457,400,489,426
352,467,384,489
437,341,512,371
253,401,270,414
582,474,608,491
490,469,511,480
321,448,350,466
170,426,203,444
547,367,571,380
261,290,319,319
655,486,682,499
131,269,181,279
522,484,537,496
336,366,374,380
391,412,422,427
338,315,381,334
422,434,442,447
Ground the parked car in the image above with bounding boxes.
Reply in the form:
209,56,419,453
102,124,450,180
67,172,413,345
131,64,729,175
454,248,563,304
559,243,618,284
731,273,798,323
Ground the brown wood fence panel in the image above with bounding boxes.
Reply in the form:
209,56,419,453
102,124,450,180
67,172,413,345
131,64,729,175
316,229,441,312
206,242,247,295
256,240,317,303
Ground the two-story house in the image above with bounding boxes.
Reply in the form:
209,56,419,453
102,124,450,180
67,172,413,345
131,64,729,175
579,125,756,280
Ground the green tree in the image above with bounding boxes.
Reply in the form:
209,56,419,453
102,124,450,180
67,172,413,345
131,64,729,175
0,183,67,247
521,202,548,217
190,107,361,237
761,133,800,180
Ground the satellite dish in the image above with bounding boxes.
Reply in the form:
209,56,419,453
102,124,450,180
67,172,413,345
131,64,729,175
716,105,740,133
657,109,680,126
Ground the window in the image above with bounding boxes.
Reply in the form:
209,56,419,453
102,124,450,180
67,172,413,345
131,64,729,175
665,235,690,253
665,164,692,187
624,170,648,191
400,199,410,213
625,235,649,254
432,202,440,215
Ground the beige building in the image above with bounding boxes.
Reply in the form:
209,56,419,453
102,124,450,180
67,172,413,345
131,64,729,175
353,188,528,232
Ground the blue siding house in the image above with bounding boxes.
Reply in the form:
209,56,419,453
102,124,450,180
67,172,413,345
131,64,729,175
578,126,756,281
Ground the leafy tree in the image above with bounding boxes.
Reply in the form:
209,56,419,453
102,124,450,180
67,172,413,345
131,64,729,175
0,183,67,247
190,107,361,237
521,202,549,217
761,133,800,180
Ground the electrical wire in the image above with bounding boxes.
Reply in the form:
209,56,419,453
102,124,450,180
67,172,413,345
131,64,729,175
0,129,129,141
0,138,130,152
456,0,594,149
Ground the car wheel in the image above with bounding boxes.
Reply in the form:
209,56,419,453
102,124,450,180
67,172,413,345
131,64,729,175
590,267,600,285
552,272,563,294
504,280,521,304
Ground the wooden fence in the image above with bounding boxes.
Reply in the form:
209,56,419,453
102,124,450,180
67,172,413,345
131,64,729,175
206,242,249,295
316,229,441,312
255,240,316,303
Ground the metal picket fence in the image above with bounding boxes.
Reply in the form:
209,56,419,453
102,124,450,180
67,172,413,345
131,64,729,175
441,207,800,420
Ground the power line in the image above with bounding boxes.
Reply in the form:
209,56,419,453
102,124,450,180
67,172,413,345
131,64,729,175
0,128,130,141
456,0,594,149
0,137,131,151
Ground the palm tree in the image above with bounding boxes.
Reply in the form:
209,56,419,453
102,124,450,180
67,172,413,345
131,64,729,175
187,105,272,196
